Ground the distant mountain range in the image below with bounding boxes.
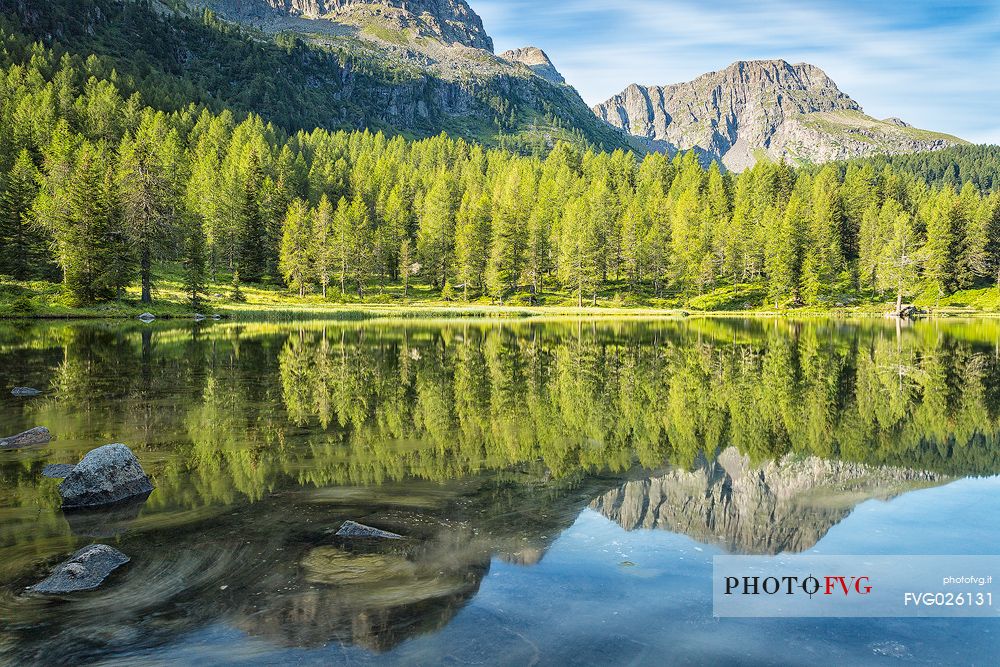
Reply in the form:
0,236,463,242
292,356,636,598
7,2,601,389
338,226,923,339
593,59,968,170
1,0,967,164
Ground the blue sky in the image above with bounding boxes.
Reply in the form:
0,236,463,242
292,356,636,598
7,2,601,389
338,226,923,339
475,0,1000,143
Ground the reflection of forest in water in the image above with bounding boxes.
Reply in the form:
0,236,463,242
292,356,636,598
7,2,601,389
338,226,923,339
3,317,999,504
2,318,1000,662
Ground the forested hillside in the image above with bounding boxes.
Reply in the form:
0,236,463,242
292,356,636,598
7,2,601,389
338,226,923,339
0,0,627,154
838,145,1000,194
2,28,1000,311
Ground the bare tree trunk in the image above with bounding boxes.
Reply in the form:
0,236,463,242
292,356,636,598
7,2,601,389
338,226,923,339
140,244,152,304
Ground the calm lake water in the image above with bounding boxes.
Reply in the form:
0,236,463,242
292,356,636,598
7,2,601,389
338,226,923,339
1,317,999,665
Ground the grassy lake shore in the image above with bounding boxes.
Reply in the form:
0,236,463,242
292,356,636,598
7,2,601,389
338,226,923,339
3,270,998,321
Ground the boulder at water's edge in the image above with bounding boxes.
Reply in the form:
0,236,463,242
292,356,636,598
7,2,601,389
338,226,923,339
59,444,154,509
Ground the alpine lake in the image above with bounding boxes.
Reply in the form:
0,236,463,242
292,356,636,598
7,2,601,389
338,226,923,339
1,317,999,665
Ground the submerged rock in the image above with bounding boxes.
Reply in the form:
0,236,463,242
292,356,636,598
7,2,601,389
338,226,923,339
42,463,76,479
59,444,154,509
0,426,52,449
27,545,130,594
11,387,42,397
335,520,403,540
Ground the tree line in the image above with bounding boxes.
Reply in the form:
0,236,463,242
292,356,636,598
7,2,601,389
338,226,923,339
2,46,1000,309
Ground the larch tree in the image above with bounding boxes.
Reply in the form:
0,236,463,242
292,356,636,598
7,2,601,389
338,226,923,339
311,195,335,298
115,112,181,303
417,174,455,289
0,149,43,279
878,203,919,313
279,199,312,297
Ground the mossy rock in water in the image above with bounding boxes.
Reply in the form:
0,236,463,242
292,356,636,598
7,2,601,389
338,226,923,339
302,547,417,586
300,547,479,609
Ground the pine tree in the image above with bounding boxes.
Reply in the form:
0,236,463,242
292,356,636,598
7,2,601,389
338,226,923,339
454,191,490,300
879,204,918,312
116,113,181,303
923,189,959,297
183,218,207,310
765,195,804,307
280,199,313,297
238,149,267,283
399,237,414,300
802,166,845,303
311,195,334,298
857,202,884,295
558,198,599,306
417,174,455,288
0,149,44,279
231,269,246,303
53,143,129,304
486,169,529,303
346,197,373,296
332,196,351,295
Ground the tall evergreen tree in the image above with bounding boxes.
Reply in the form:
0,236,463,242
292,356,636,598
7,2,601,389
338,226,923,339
280,199,313,297
183,217,207,310
0,149,44,279
116,113,181,303
417,174,455,289
311,195,335,298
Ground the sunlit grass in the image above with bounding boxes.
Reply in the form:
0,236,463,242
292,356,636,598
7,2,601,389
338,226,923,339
4,264,1000,320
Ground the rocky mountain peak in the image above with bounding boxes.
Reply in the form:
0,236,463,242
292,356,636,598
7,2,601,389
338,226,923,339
226,0,494,51
500,46,565,85
593,58,964,171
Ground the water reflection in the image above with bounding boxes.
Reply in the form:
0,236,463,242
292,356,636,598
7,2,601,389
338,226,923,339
1,317,1000,663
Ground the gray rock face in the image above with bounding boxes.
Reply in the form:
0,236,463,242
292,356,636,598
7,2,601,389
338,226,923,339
11,387,42,397
0,427,52,449
42,463,76,479
138,313,155,321
593,59,965,171
27,545,130,594
500,47,565,85
335,520,402,539
250,0,493,50
59,444,154,509
591,447,946,554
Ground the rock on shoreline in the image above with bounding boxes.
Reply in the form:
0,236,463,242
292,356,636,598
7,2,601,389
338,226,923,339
0,427,52,449
59,444,154,509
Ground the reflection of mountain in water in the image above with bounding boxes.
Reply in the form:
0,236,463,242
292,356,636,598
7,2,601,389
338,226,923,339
590,447,949,554
0,472,623,664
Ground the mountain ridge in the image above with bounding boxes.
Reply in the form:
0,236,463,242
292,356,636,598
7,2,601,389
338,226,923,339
500,47,566,85
593,59,966,170
181,0,631,151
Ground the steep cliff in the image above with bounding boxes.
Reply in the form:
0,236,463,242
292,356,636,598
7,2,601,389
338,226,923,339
590,447,948,554
593,59,966,170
